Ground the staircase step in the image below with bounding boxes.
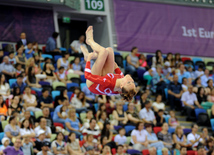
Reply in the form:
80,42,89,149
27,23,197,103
177,116,186,121
179,121,193,127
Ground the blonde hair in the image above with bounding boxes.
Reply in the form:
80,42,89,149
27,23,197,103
162,147,169,152
26,57,34,67
68,109,76,120
175,126,183,135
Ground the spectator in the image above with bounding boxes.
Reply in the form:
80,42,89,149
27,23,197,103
33,130,47,154
83,134,100,154
152,50,164,68
208,89,214,103
0,73,11,100
34,117,52,142
168,75,183,110
172,126,187,147
54,89,69,108
156,109,165,127
201,69,212,87
168,111,180,128
182,77,188,92
37,141,53,155
197,144,207,155
70,57,84,75
23,86,41,112
46,32,61,53
201,127,210,143
0,137,9,151
96,103,106,121
139,101,156,126
53,98,69,125
83,110,99,130
181,85,202,121
65,109,82,138
114,128,127,146
70,35,87,56
145,124,164,150
177,64,191,85
85,146,95,155
17,32,28,49
126,102,141,125
162,61,172,79
101,121,113,143
82,85,97,103
43,63,57,84
0,49,3,64
140,91,149,109
193,77,203,93
32,42,42,58
21,137,33,155
174,53,182,68
187,124,203,148
131,122,148,151
25,57,41,75
180,146,187,155
1,138,23,155
25,42,35,59
139,54,148,68
126,47,139,76
149,147,157,155
82,118,100,139
38,88,53,110
36,107,55,132
157,123,173,149
152,94,165,114
15,45,26,68
0,56,16,80
101,145,112,155
67,132,84,155
4,116,21,142
162,147,169,155
112,102,128,126
71,91,89,113
15,63,23,77
51,132,67,155
197,87,207,104
56,66,70,85
164,52,174,67
20,119,36,138
116,145,129,155
187,66,196,81
20,110,36,129
57,52,70,70
143,67,156,90
11,75,26,94
8,52,16,65
205,138,213,152
98,111,110,130
0,95,7,120
195,65,204,78
26,66,42,92
206,79,214,95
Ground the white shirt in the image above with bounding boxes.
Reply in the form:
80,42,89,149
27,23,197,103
195,71,204,78
152,102,165,110
20,128,35,136
182,84,188,91
139,108,155,122
114,134,127,145
181,91,197,106
34,126,51,142
131,129,147,144
70,40,87,53
187,133,203,148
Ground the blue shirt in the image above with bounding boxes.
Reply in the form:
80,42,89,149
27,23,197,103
11,81,26,93
82,86,96,100
25,48,35,59
177,71,191,83
38,96,53,108
201,75,212,87
147,133,158,141
65,118,79,132
53,105,63,120
168,82,182,94
46,37,56,52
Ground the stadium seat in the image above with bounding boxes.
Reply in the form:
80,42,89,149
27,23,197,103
51,112,54,118
126,136,131,144
80,113,86,123
67,83,79,90
168,127,175,133
187,150,197,155
183,128,192,135
42,46,46,53
127,149,141,154
76,113,79,118
142,149,149,155
181,57,191,63
112,148,116,155
9,79,17,87
0,132,4,143
123,104,128,111
137,68,146,81
123,60,127,70
70,78,81,85
207,61,214,67
114,51,120,55
153,127,162,134
80,75,86,83
67,91,73,100
204,58,214,65
164,88,168,99
60,47,66,52
163,115,170,123
114,126,122,130
39,81,50,86
1,121,8,130
42,54,53,59
157,149,162,155
35,111,43,119
124,125,135,134
210,119,214,131
192,58,203,65
67,73,79,80
94,103,98,112
194,108,207,119
115,55,123,68
80,83,87,90
51,90,60,100
207,109,212,119
52,82,66,90
54,55,62,62
122,53,129,59
195,61,205,69
50,134,57,142
40,62,44,70
184,60,194,66
68,56,75,63
54,122,64,128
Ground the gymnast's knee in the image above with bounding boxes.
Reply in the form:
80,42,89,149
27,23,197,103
106,47,114,53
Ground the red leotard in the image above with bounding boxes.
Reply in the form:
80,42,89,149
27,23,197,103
84,61,124,95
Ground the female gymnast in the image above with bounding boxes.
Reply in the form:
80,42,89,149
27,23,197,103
81,26,137,101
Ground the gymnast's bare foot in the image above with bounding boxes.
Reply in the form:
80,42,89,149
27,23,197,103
86,26,94,45
81,45,97,61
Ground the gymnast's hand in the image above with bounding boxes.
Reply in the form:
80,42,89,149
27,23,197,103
114,62,119,69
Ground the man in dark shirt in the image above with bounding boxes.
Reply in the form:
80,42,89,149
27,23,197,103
38,88,53,110
17,32,28,50
168,75,183,110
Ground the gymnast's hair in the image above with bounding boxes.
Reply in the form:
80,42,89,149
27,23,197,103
121,87,137,101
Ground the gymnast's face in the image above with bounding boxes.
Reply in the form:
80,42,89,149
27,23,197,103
122,75,135,90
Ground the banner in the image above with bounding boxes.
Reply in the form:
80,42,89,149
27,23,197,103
113,0,214,57
0,5,54,44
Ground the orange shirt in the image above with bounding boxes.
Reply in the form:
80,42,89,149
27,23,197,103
0,104,7,116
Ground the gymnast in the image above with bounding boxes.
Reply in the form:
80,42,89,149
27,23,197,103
81,26,137,101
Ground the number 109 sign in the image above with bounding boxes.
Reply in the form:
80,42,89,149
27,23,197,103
85,0,105,11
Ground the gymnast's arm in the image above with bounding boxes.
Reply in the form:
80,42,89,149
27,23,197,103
114,62,123,76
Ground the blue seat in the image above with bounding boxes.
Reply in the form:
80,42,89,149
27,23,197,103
195,108,207,119
183,128,192,134
76,113,79,118
0,132,4,143
67,91,73,101
123,104,128,111
54,55,62,62
127,149,141,154
42,54,53,59
51,90,60,100
211,119,214,131
137,68,146,81
123,60,127,70
94,103,98,112
114,52,120,55
51,112,54,118
114,126,122,130
193,58,203,65
80,57,84,61
9,79,17,87
163,115,170,123
60,47,67,52
80,83,87,90
168,127,175,133
157,149,162,155
124,125,135,134
164,88,168,99
39,81,50,86
80,75,86,83
67,83,79,90
40,62,44,70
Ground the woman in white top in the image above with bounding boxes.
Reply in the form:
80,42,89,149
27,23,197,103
0,74,10,100
152,50,164,68
57,52,70,70
71,91,89,113
51,132,68,155
152,94,165,114
20,119,36,138
131,122,149,151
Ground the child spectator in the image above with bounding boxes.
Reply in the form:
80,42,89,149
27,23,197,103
56,66,70,85
168,111,180,128
25,42,35,59
139,54,148,68
15,63,24,76
21,137,33,155
0,137,10,151
173,143,181,155
8,52,16,65
114,128,127,145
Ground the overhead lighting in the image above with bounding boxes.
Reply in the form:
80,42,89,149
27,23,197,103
47,0,51,1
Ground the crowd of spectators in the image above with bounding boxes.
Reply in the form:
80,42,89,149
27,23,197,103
0,32,214,155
